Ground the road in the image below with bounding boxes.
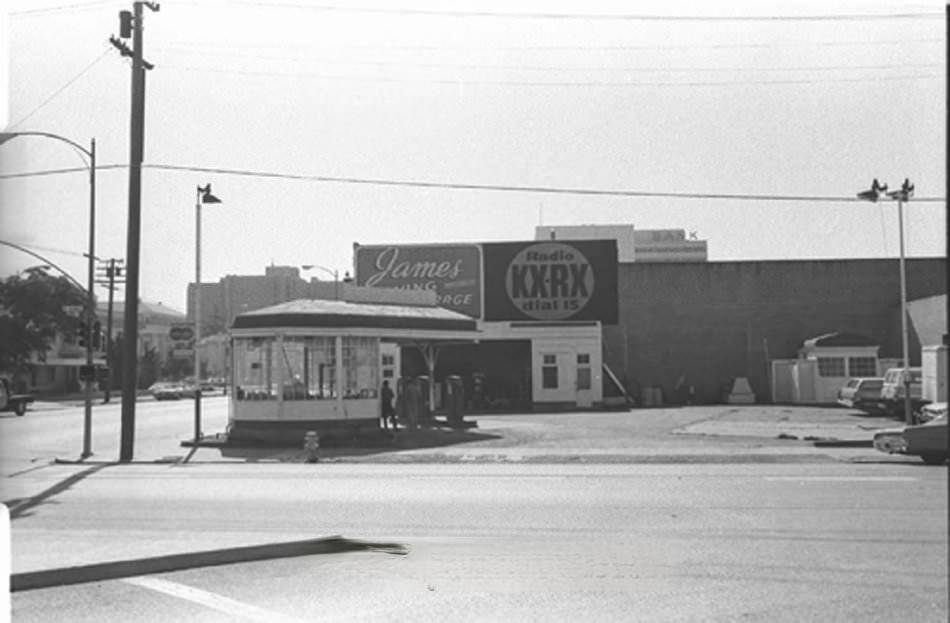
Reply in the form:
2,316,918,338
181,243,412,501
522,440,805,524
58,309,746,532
0,394,230,477
8,461,948,622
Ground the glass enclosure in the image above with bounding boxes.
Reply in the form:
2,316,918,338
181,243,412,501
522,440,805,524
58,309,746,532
233,335,379,402
233,337,276,400
343,336,379,399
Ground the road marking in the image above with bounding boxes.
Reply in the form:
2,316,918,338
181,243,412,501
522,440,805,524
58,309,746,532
764,476,917,482
124,576,309,623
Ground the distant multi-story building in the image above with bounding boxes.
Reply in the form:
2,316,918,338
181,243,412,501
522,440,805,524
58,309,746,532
188,264,349,338
534,224,708,262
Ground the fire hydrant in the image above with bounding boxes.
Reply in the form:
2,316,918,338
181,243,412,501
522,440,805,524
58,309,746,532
304,431,320,463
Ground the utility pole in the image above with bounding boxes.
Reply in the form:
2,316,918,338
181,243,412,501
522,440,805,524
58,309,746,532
112,1,158,463
95,258,125,403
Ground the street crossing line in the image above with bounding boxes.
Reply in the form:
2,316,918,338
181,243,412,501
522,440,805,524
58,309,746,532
124,576,309,623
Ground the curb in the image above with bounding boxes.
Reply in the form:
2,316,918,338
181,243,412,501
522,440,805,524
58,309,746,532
11,536,408,591
812,440,874,448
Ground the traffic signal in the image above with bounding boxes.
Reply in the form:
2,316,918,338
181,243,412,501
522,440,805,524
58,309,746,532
92,322,102,350
77,321,88,347
119,10,133,38
79,365,96,382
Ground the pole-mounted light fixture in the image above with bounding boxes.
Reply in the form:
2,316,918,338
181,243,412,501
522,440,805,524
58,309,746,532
194,182,222,444
857,177,916,425
0,131,98,460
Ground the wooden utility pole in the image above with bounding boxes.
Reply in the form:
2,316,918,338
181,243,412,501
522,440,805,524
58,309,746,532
95,258,125,404
112,1,158,462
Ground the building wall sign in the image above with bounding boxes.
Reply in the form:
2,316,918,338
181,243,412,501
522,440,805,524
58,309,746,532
483,240,618,323
354,245,482,318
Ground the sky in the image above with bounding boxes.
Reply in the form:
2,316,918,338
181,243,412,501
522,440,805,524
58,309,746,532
0,0,946,313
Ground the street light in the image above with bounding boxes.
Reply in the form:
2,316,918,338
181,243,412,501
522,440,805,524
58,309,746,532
194,183,222,444
301,264,345,300
857,177,916,425
0,131,97,458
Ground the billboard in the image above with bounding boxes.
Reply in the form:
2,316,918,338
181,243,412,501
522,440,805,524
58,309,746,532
482,240,618,323
354,244,482,318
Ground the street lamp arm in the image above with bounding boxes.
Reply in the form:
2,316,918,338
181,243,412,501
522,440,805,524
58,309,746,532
0,131,93,165
301,264,338,280
0,239,88,295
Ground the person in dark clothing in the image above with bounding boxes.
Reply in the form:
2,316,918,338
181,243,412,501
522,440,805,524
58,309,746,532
380,380,396,430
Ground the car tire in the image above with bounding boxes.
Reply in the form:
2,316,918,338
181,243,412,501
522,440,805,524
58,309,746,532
920,453,947,465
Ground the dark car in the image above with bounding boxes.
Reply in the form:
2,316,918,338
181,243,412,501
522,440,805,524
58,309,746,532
873,413,949,465
0,377,34,416
902,413,949,465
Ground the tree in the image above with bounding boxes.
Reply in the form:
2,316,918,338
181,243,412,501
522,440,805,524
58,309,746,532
161,349,190,380
0,267,86,375
139,344,160,389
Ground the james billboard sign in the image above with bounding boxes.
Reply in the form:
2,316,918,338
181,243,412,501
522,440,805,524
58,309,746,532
354,244,482,318
482,240,617,323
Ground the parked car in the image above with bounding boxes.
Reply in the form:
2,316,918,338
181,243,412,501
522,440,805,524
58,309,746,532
873,412,949,464
917,402,947,424
149,382,184,401
179,382,198,399
878,367,923,416
0,377,34,416
836,377,884,413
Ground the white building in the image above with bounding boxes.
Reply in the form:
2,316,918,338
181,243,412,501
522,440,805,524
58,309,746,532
534,224,708,262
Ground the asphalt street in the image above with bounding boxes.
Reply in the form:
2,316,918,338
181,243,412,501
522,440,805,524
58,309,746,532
8,462,948,622
3,399,946,621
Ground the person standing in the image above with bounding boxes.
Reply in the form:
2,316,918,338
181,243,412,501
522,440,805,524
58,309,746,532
380,379,396,430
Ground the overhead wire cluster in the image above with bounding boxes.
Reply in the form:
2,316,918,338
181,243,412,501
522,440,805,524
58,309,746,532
3,2,945,202
1,163,945,203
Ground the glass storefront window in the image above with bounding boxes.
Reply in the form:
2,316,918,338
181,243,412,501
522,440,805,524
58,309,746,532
280,336,336,401
343,336,379,399
234,337,277,400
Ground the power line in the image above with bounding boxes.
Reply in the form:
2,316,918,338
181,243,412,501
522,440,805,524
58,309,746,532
0,164,124,179
1,161,944,202
8,45,114,129
212,1,944,22
160,37,944,53
0,240,89,259
162,63,942,88
9,0,117,17
155,48,944,74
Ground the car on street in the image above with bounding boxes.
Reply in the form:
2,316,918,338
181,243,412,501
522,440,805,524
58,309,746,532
836,377,884,413
149,382,185,400
873,412,949,464
917,401,947,424
179,381,198,398
878,367,923,416
903,413,949,464
0,377,34,416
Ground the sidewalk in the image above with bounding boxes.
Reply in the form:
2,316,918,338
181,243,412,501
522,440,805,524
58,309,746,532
183,404,900,465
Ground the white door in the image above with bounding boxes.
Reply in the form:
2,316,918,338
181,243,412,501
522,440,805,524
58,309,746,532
536,351,574,403
575,352,593,408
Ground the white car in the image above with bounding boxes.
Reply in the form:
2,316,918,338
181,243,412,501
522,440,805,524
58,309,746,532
149,382,184,401
917,402,947,424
